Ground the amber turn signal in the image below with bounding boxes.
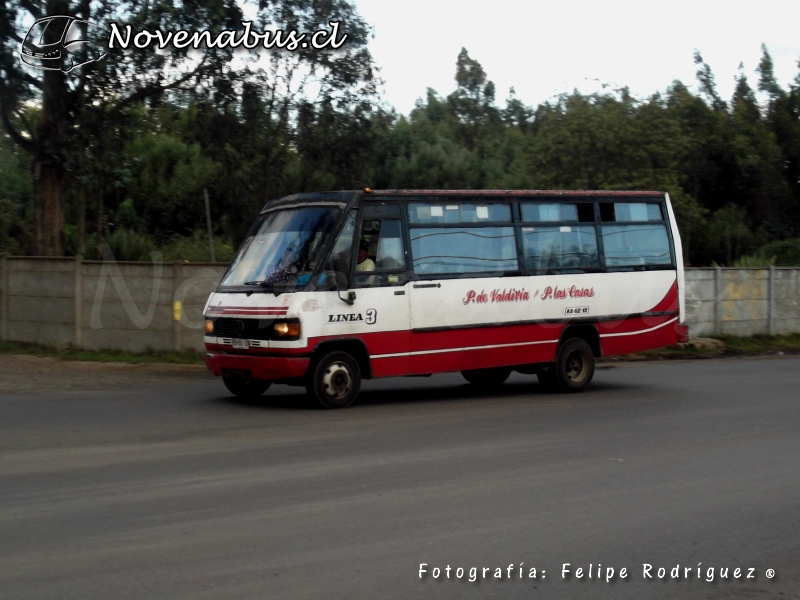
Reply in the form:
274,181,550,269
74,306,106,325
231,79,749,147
204,319,214,334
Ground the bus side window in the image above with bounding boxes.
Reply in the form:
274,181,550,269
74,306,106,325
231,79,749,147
521,226,599,272
599,202,672,268
520,202,599,273
355,218,408,287
601,224,671,267
407,202,517,277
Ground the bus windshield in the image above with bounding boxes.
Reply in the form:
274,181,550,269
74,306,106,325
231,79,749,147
219,206,342,290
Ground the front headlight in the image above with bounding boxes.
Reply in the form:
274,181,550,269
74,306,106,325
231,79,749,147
205,319,214,334
273,320,301,340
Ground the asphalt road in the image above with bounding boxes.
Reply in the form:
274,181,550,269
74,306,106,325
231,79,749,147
1,357,799,600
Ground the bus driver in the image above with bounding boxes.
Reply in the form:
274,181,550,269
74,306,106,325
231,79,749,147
356,240,375,273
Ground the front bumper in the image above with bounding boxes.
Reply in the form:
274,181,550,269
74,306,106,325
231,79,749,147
205,352,310,381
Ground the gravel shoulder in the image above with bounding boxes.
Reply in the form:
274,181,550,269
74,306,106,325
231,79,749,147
0,355,212,394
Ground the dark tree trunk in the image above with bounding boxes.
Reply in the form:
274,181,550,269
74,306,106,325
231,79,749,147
32,4,71,256
34,164,66,256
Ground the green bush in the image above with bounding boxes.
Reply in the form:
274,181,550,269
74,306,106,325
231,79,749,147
758,239,800,266
730,252,777,267
66,228,155,261
101,229,157,262
160,231,235,263
68,228,234,263
115,198,144,231
0,197,26,254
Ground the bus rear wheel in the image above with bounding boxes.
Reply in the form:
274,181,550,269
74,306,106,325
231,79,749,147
461,367,512,387
307,351,361,409
222,376,271,398
553,338,595,392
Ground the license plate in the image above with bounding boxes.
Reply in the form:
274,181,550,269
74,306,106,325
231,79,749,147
231,338,249,349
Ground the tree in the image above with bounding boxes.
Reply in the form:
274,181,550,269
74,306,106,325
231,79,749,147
1,0,245,255
0,0,376,255
0,131,33,253
758,45,800,235
447,48,499,150
172,1,377,242
728,65,790,231
693,51,727,112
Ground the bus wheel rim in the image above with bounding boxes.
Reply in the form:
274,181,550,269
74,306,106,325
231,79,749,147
322,362,352,399
565,352,588,382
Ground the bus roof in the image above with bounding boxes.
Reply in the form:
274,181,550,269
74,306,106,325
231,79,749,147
262,189,666,212
364,189,665,197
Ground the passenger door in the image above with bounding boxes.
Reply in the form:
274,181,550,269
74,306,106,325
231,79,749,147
350,203,411,377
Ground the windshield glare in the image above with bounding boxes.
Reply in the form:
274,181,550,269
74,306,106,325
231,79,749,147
220,206,342,289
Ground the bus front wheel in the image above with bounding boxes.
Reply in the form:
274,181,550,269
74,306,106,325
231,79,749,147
223,376,271,398
307,351,361,409
553,338,595,392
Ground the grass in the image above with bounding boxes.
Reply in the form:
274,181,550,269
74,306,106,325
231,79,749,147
717,333,800,354
0,341,204,365
632,346,720,360
626,333,800,361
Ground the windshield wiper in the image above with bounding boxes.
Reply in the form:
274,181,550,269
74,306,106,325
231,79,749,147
244,280,280,296
244,281,294,296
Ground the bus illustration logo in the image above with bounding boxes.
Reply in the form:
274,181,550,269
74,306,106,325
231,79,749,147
20,15,107,72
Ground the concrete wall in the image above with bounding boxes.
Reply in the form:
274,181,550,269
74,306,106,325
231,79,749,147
685,267,800,337
1,256,799,351
0,255,227,353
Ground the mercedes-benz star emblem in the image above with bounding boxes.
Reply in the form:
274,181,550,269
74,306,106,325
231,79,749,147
234,320,245,337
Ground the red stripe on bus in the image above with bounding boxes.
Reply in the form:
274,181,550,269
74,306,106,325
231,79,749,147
598,317,678,356
207,307,289,315
647,280,678,313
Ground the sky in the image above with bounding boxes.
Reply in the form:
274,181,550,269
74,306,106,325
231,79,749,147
352,0,800,115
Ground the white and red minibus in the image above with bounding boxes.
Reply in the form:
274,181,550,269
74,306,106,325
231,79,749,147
204,190,688,408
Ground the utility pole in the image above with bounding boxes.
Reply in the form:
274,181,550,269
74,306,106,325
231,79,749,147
204,188,216,262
